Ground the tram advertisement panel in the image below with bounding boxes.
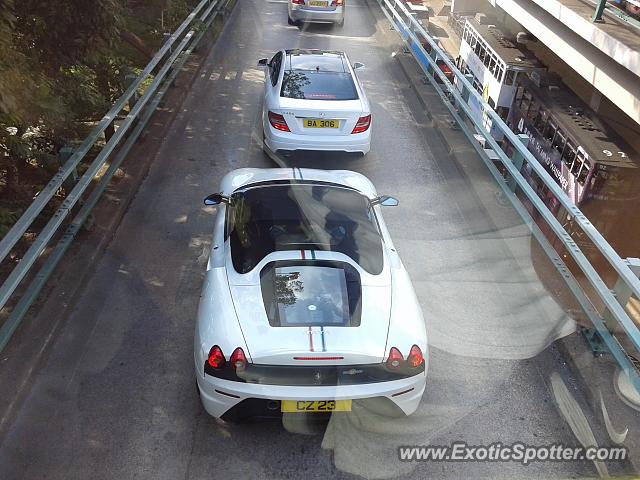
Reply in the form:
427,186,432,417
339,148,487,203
511,112,572,198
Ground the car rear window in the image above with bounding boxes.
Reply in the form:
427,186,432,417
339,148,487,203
281,71,358,100
227,183,383,274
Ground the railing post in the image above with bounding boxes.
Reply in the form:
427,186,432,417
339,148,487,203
592,0,607,22
507,133,529,191
125,73,140,110
58,146,77,192
604,258,640,333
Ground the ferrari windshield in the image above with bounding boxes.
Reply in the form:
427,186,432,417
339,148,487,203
227,183,383,274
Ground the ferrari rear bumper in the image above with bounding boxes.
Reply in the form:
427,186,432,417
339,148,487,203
197,369,425,418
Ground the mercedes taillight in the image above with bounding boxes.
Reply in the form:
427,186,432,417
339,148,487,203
351,114,371,134
268,111,290,132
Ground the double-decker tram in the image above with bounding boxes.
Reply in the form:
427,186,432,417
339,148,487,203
507,71,640,262
457,17,544,139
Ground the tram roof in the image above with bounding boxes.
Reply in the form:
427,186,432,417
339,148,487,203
520,73,638,169
465,19,542,70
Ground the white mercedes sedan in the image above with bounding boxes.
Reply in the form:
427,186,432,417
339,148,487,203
288,0,345,26
258,50,371,156
194,168,428,421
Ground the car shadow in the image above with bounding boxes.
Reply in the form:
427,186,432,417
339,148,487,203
266,148,368,171
294,18,376,38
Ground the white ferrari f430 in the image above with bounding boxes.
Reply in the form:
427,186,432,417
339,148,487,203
194,168,427,420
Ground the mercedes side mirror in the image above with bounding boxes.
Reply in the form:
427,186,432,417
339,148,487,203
257,58,268,67
353,62,365,71
203,193,229,205
372,195,399,206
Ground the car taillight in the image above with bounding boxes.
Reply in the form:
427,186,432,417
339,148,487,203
331,0,344,5
208,345,225,369
268,111,290,132
292,0,304,4
386,347,404,370
351,114,371,134
407,345,424,368
230,347,248,372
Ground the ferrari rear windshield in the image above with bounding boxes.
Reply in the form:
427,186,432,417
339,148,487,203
280,71,358,101
260,261,362,327
227,183,383,274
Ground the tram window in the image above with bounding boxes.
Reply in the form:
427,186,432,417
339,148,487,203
562,141,576,166
496,64,504,82
552,131,566,154
504,69,515,86
533,109,546,131
478,44,486,62
577,160,591,184
515,86,524,104
543,121,556,142
470,34,477,49
571,158,582,176
487,52,496,69
489,56,497,75
488,97,496,109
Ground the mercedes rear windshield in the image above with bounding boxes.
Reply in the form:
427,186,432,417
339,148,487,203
280,71,359,101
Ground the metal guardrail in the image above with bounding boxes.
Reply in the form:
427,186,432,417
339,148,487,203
377,0,640,392
0,0,233,352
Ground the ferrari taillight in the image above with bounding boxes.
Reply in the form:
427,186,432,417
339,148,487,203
230,347,248,372
407,345,424,368
386,347,404,370
331,0,344,5
207,345,225,369
292,0,304,4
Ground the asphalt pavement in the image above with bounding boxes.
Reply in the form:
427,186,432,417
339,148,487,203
0,0,635,478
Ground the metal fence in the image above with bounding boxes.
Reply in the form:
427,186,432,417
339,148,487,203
0,0,233,352
378,0,640,392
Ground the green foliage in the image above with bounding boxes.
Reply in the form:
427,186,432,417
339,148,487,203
0,0,200,219
11,0,122,73
0,207,20,237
